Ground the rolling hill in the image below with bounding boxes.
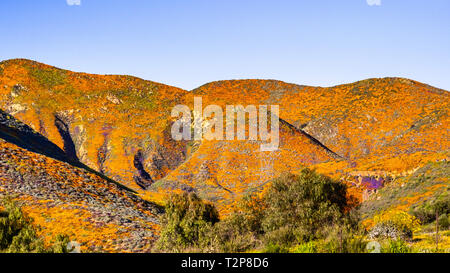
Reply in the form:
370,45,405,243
192,78,449,159
0,59,448,252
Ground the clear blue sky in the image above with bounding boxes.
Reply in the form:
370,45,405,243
1,0,449,90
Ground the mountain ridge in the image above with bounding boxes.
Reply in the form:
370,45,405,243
2,58,449,94
1,58,448,189
0,58,448,251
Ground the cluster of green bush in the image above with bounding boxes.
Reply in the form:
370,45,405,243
0,197,70,253
27,66,67,89
411,194,450,230
154,169,379,253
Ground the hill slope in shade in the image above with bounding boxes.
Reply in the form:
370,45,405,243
0,106,164,252
0,108,73,165
192,79,449,159
0,137,163,252
0,59,189,190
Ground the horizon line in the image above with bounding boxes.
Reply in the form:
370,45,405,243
1,58,449,93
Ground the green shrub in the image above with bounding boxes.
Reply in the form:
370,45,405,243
381,239,412,253
438,214,449,230
0,197,70,253
263,226,298,249
261,170,348,246
0,197,44,252
49,234,71,253
263,242,289,253
319,219,368,253
291,241,317,253
213,169,355,252
411,206,435,224
154,192,219,252
155,169,361,253
411,194,450,225
210,211,260,252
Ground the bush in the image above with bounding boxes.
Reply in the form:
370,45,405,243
155,169,362,253
263,242,289,253
261,170,348,246
213,169,355,252
210,211,260,253
0,197,70,253
369,210,420,240
411,206,435,224
438,214,449,230
381,239,412,253
154,192,219,252
411,194,450,225
291,241,317,253
319,218,368,253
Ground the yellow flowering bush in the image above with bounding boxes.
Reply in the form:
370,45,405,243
369,210,421,240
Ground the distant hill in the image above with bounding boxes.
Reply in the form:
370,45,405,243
192,78,449,159
0,59,448,243
1,60,448,192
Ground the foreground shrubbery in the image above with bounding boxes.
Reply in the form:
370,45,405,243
368,210,421,240
154,192,219,252
411,194,450,230
154,169,371,253
0,197,70,253
154,169,444,253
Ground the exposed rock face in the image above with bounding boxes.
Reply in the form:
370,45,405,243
6,103,27,115
106,93,122,105
73,124,94,167
301,117,340,154
10,84,27,97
